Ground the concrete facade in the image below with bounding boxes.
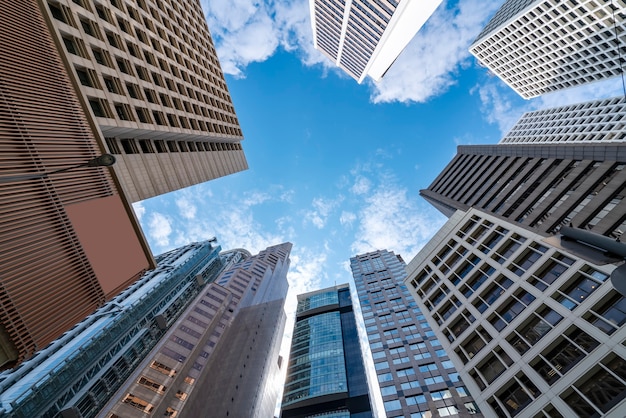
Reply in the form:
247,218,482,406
40,0,248,201
470,0,626,98
404,208,626,417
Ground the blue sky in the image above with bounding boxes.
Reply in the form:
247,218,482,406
133,0,623,311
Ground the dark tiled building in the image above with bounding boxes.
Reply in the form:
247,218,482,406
281,284,373,418
351,250,481,417
421,142,626,239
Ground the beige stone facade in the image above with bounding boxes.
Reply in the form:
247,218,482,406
40,0,247,201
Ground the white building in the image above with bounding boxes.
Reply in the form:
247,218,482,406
470,0,626,98
404,208,626,417
309,0,442,83
499,96,626,144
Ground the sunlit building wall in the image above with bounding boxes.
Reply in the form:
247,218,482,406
404,208,626,417
101,243,292,418
40,0,248,201
281,284,373,418
351,250,482,417
499,97,626,144
309,0,442,83
470,0,626,98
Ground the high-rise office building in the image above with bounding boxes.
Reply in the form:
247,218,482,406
0,240,224,418
470,0,626,98
0,0,154,369
421,101,626,238
309,0,443,83
351,250,482,418
101,243,292,418
499,97,626,144
40,0,248,202
281,284,374,418
404,208,626,417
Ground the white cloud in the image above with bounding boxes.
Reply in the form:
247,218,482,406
351,176,372,195
201,0,329,78
284,248,326,314
175,195,198,220
303,196,343,229
132,201,145,222
475,77,625,136
369,0,501,104
350,173,446,260
473,81,528,135
242,190,272,206
148,212,173,247
340,211,357,227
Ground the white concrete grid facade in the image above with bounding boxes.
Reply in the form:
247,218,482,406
41,0,248,201
500,96,626,143
310,0,442,83
405,209,626,418
470,0,626,98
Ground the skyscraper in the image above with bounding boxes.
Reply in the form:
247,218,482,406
469,0,626,98
498,97,626,144
0,240,224,418
40,0,248,202
404,97,626,417
404,208,626,417
351,250,482,417
309,0,443,83
101,243,292,418
421,100,626,239
281,284,374,418
0,0,154,369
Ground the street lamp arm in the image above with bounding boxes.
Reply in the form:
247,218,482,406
0,154,116,183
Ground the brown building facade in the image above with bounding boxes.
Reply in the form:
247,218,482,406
0,0,153,368
40,0,248,202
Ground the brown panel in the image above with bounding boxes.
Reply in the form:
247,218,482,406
65,194,150,297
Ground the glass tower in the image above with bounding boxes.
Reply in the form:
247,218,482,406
281,284,373,418
351,250,481,417
0,240,223,418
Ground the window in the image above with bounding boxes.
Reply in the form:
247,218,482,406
532,326,599,384
438,406,459,416
123,394,154,413
75,68,93,87
418,363,438,373
375,361,389,370
585,292,626,334
384,400,401,412
396,368,415,377
431,389,452,400
380,385,396,396
406,394,426,405
553,272,604,310
477,355,506,384
138,376,165,393
89,98,107,118
401,379,420,390
378,373,393,383
563,355,626,415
